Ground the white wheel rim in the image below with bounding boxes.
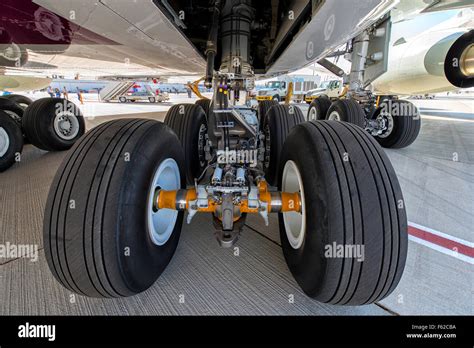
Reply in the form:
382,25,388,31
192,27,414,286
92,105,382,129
0,127,10,157
328,110,341,121
147,158,180,246
282,160,306,249
308,107,317,121
54,112,80,140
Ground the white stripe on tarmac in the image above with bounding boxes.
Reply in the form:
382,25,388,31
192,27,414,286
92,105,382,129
408,222,474,264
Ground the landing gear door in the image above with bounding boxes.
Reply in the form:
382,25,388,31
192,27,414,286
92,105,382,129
364,16,392,87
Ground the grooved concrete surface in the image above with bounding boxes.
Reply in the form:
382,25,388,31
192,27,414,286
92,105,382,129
0,102,472,315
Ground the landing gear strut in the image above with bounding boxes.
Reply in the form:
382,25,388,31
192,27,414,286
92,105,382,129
311,21,421,149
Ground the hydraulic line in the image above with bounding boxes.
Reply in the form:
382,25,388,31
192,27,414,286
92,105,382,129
205,0,222,88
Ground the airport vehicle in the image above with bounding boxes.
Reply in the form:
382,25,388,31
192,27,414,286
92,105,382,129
118,91,169,103
99,81,171,103
1,0,472,305
304,79,343,103
256,75,319,102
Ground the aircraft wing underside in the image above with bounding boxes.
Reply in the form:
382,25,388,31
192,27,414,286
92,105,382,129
1,0,472,82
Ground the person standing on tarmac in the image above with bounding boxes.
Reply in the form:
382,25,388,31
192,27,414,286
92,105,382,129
186,83,192,98
63,87,69,100
47,86,54,98
77,87,84,105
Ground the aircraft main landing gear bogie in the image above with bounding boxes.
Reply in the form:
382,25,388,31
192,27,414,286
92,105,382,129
22,97,85,151
42,0,408,305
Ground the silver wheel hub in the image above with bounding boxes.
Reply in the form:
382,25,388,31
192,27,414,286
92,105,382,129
147,158,181,246
377,112,394,138
54,112,80,140
0,127,10,158
282,160,306,250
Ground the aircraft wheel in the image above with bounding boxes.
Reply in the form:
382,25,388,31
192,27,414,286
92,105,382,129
0,97,24,128
0,110,23,172
119,96,127,103
148,97,156,103
374,100,421,148
263,104,305,186
22,98,85,151
257,100,278,129
3,94,33,108
326,99,365,127
43,119,185,297
195,98,211,118
164,104,207,185
278,120,407,305
307,96,331,121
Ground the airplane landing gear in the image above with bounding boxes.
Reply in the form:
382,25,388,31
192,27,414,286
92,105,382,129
371,100,421,148
326,99,365,127
43,119,185,297
0,110,23,172
42,1,408,305
279,120,407,304
22,98,85,151
309,23,422,148
307,96,331,121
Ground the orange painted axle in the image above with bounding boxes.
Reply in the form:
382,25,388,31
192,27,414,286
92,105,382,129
154,183,301,214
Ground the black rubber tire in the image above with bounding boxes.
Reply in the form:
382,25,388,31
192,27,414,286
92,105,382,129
0,110,23,172
148,97,156,103
0,97,24,127
278,120,407,305
257,100,278,129
375,100,421,149
3,94,33,108
119,97,127,103
22,98,85,151
164,104,207,185
195,98,211,116
307,96,331,121
326,99,365,127
43,119,185,298
263,104,305,186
